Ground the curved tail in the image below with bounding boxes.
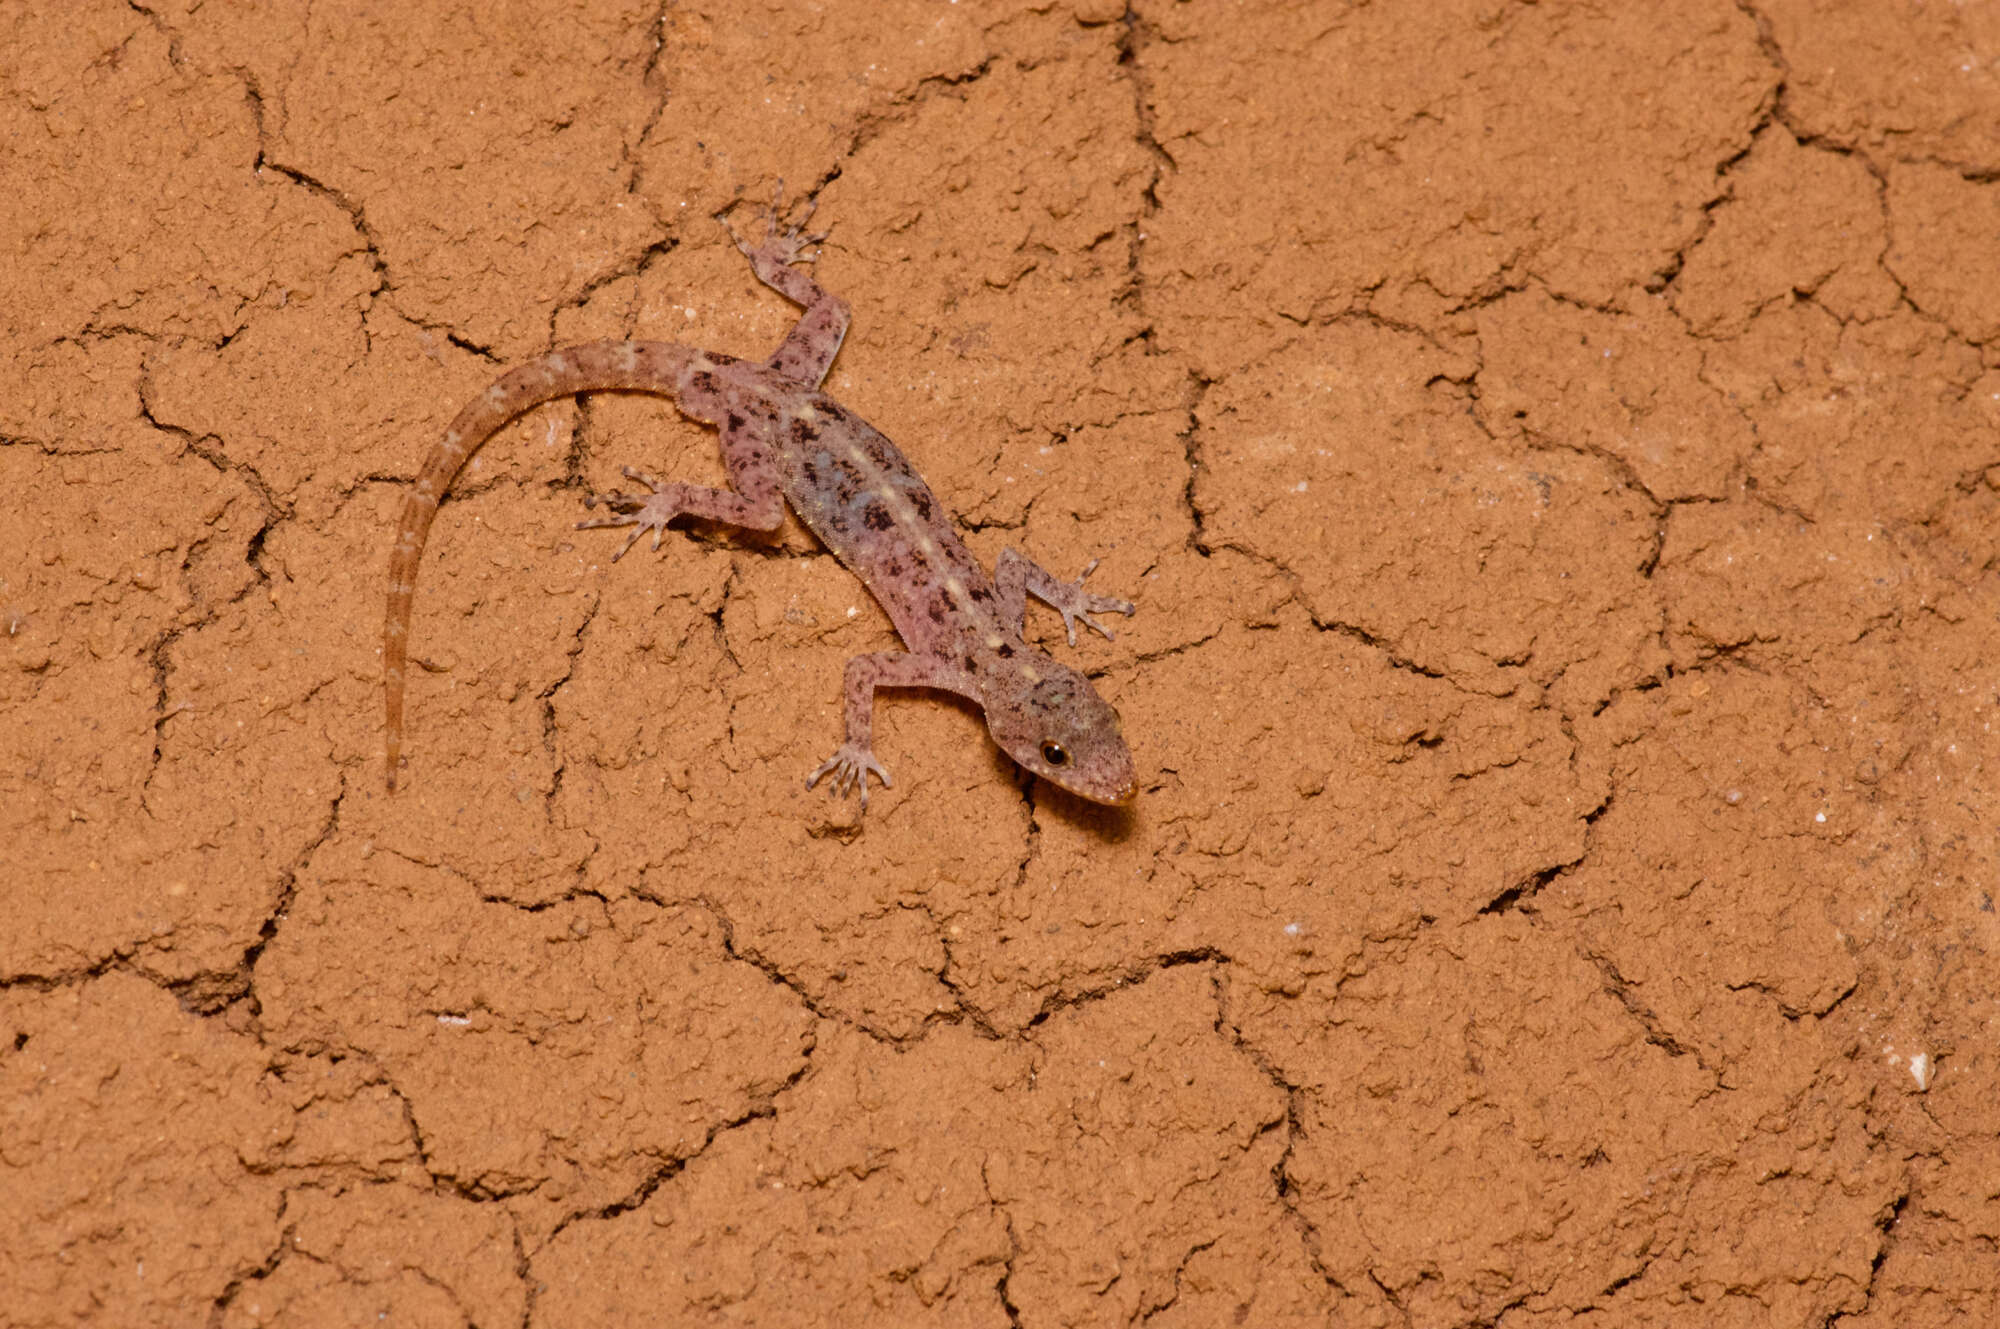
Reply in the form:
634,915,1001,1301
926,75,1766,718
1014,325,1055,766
383,340,699,790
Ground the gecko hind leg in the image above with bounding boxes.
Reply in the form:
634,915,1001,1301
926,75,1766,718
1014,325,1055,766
744,180,828,267
723,180,852,389
577,466,684,561
578,462,783,561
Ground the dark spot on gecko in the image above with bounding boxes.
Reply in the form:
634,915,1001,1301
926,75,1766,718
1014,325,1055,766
910,489,934,521
861,503,893,532
690,371,720,394
969,584,993,603
996,642,1014,658
926,599,949,624
726,412,746,432
789,415,819,446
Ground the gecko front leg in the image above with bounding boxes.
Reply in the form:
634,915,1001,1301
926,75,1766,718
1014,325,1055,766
994,548,1136,646
808,652,978,809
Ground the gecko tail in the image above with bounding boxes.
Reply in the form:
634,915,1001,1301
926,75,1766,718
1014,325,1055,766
381,340,700,793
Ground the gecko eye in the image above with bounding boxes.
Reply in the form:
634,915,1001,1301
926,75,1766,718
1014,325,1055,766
1041,741,1069,767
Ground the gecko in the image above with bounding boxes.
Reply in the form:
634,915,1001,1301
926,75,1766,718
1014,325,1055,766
383,190,1138,811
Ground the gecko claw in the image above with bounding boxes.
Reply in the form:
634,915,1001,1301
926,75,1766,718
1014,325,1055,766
807,743,892,810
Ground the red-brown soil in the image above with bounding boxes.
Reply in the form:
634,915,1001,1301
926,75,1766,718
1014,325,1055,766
4,2,1997,1325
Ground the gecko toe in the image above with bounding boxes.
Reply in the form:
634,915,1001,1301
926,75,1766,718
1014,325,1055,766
578,472,689,560
1055,574,1137,644
1083,597,1135,640
807,744,891,811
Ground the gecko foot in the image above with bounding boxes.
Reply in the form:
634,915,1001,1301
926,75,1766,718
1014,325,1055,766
577,465,680,562
729,179,828,270
806,742,892,810
1049,559,1137,646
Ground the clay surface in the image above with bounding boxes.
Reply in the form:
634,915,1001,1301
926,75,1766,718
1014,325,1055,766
4,1,1997,1325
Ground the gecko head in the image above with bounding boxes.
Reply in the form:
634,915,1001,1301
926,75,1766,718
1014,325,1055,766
984,657,1136,806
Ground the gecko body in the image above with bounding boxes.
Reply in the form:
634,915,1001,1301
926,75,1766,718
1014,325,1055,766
383,196,1136,809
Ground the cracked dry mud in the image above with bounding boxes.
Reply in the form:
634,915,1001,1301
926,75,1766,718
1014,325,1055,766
3,2,1997,1326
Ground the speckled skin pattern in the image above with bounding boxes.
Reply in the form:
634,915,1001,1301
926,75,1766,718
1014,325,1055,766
383,197,1136,810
